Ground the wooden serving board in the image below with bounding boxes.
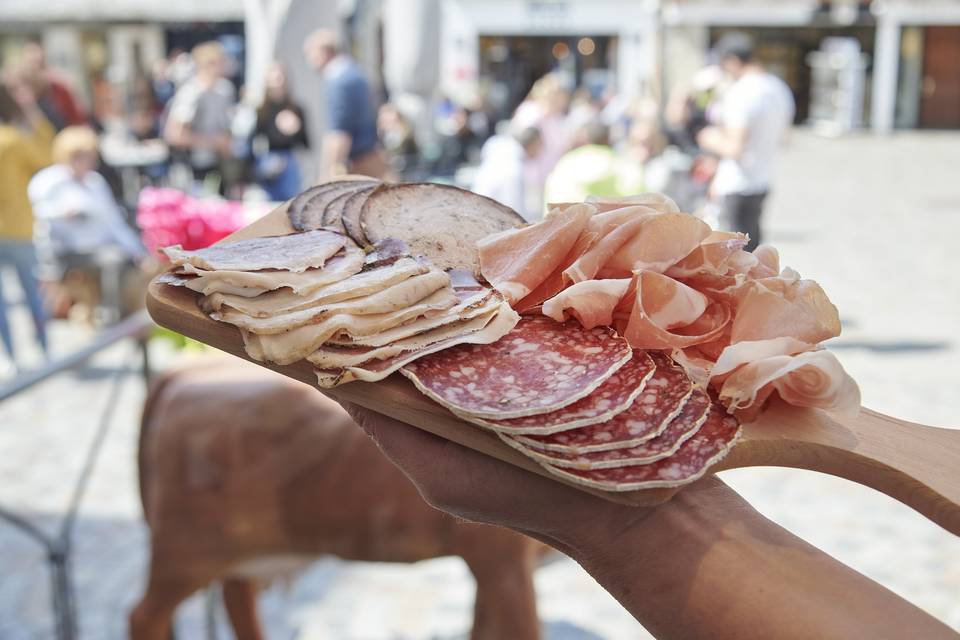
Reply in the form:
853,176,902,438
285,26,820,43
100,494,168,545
146,204,960,535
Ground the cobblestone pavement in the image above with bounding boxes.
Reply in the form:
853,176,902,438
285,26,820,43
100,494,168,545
0,130,958,639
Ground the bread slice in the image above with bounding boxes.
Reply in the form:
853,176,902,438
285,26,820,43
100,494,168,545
287,178,378,231
360,183,524,274
340,185,377,245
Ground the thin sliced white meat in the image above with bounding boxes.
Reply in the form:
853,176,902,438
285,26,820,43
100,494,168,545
163,229,349,272
325,290,499,347
241,288,459,364
200,257,427,316
175,245,366,297
212,270,453,334
541,279,632,329
478,203,594,303
315,303,520,387
307,307,500,368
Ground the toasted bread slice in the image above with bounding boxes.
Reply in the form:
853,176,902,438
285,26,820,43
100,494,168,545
359,183,524,274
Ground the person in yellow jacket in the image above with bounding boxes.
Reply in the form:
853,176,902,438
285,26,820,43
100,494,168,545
0,82,54,368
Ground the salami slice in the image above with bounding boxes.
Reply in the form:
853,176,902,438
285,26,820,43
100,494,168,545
401,316,631,419
512,351,692,453
501,386,711,469
459,351,655,434
541,404,741,491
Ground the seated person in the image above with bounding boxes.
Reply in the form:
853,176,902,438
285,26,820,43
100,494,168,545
28,126,148,319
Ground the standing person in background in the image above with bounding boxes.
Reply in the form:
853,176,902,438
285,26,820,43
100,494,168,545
512,73,572,209
0,82,53,369
543,120,643,206
698,32,794,250
472,124,542,221
303,29,392,181
17,40,87,130
164,42,236,189
254,63,310,201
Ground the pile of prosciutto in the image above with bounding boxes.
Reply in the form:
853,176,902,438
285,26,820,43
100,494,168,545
159,229,519,387
474,194,860,421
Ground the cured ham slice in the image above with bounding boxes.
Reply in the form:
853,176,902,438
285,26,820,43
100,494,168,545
666,230,749,279
621,271,731,350
541,279,631,330
718,348,861,418
477,203,594,303
212,270,453,334
401,315,631,419
512,352,692,453
540,404,740,491
729,270,841,345
601,213,711,274
163,230,348,272
460,351,656,434
501,386,711,469
241,288,459,364
584,192,680,213
200,257,428,317
315,303,520,387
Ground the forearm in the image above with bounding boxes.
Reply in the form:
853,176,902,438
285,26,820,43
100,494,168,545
560,479,955,640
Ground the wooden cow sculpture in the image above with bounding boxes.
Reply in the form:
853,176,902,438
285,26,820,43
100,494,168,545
130,358,542,640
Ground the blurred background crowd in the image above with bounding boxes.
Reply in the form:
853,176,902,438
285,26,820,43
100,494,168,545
0,0,959,637
4,0,957,375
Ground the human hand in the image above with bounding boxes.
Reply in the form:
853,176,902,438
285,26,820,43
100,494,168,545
338,401,659,554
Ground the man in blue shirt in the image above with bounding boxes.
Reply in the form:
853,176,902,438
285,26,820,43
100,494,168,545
304,29,392,180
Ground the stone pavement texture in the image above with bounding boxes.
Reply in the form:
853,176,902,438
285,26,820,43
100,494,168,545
0,130,958,638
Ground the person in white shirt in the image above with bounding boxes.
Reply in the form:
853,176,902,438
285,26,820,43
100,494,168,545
472,125,542,221
698,32,795,250
28,126,146,262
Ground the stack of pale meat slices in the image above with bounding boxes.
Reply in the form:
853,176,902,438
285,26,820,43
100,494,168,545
158,228,519,387
401,316,741,492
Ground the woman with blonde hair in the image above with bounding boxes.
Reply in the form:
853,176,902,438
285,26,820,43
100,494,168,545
28,125,146,320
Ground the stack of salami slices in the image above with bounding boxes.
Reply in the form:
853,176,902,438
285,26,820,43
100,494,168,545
401,316,741,491
158,228,519,387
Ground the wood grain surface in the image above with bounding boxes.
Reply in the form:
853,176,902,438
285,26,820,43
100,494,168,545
145,204,960,534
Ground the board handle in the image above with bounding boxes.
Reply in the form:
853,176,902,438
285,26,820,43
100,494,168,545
718,399,960,536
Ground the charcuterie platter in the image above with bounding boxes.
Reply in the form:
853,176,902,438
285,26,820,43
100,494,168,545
146,181,960,534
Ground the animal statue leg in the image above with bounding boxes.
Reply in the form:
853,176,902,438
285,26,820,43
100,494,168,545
458,527,541,640
128,562,212,640
222,578,265,640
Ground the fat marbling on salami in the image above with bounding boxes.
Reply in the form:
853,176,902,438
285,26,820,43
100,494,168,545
542,404,741,490
460,351,656,434
501,386,711,469
400,315,632,419
513,351,692,453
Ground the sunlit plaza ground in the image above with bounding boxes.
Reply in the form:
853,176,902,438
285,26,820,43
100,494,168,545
1,129,958,638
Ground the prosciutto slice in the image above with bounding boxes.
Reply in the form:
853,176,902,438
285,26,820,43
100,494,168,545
730,269,841,344
718,348,861,418
477,203,594,303
541,279,631,329
620,271,730,350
